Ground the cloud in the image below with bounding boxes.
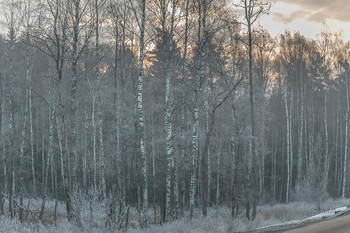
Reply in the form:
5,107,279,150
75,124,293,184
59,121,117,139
277,0,350,23
271,10,310,24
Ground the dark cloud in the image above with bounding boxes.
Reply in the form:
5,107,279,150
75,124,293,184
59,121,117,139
277,0,350,23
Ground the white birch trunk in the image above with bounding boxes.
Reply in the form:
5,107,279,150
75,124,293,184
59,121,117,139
342,73,349,198
191,0,208,218
180,0,189,218
284,81,290,204
136,0,148,226
26,42,36,197
7,10,16,218
0,75,4,214
173,158,179,218
190,84,199,219
297,66,303,183
335,95,340,194
93,0,101,191
208,143,211,203
92,96,97,189
164,0,176,221
304,93,308,177
56,114,65,194
83,89,88,192
290,94,293,187
98,96,106,199
339,116,343,196
19,88,29,221
70,0,81,186
273,129,277,203
39,107,54,220
324,81,329,187
216,143,220,206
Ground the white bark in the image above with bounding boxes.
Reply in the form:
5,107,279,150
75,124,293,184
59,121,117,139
180,0,189,218
164,0,176,222
25,24,36,196
216,143,220,206
289,92,293,188
19,84,29,221
284,81,290,204
297,63,303,183
39,106,54,220
191,0,208,218
0,74,4,215
335,95,340,194
342,73,349,198
7,4,16,218
324,81,329,188
70,0,80,185
339,115,343,196
136,0,148,226
92,96,97,189
273,129,277,203
83,79,88,191
98,96,106,199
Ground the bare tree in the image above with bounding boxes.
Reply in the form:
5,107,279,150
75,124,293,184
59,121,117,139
131,0,148,227
33,0,73,220
234,0,270,220
163,0,177,222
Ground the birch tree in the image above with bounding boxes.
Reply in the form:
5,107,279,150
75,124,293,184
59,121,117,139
33,0,73,220
189,0,208,219
179,0,190,218
132,0,148,226
234,0,270,220
3,0,21,219
69,0,92,186
317,28,332,188
339,55,350,198
164,0,177,222
92,0,107,197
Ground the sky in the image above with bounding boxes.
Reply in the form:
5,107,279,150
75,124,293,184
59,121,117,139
257,0,350,40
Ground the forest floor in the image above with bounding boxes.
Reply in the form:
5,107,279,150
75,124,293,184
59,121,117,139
0,198,350,233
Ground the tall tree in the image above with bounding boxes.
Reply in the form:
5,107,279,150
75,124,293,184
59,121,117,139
33,0,73,220
164,0,177,222
133,0,148,226
234,0,270,220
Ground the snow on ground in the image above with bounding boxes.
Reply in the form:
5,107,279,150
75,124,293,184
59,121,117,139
304,210,335,221
0,198,350,233
335,206,348,213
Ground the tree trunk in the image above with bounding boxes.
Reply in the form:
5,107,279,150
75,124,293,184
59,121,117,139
164,0,176,222
0,74,4,215
246,3,257,220
98,96,106,198
19,76,30,221
92,96,97,189
342,73,349,198
39,107,54,221
70,0,81,186
137,0,148,226
180,0,189,218
335,95,340,196
297,64,304,183
284,81,290,204
216,142,221,206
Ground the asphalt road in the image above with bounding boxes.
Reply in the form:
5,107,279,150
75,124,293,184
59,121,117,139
283,214,350,233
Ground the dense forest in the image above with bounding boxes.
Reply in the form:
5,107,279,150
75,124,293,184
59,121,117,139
0,0,349,229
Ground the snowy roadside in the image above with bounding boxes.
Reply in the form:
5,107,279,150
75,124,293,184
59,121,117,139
1,199,350,233
254,205,350,233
